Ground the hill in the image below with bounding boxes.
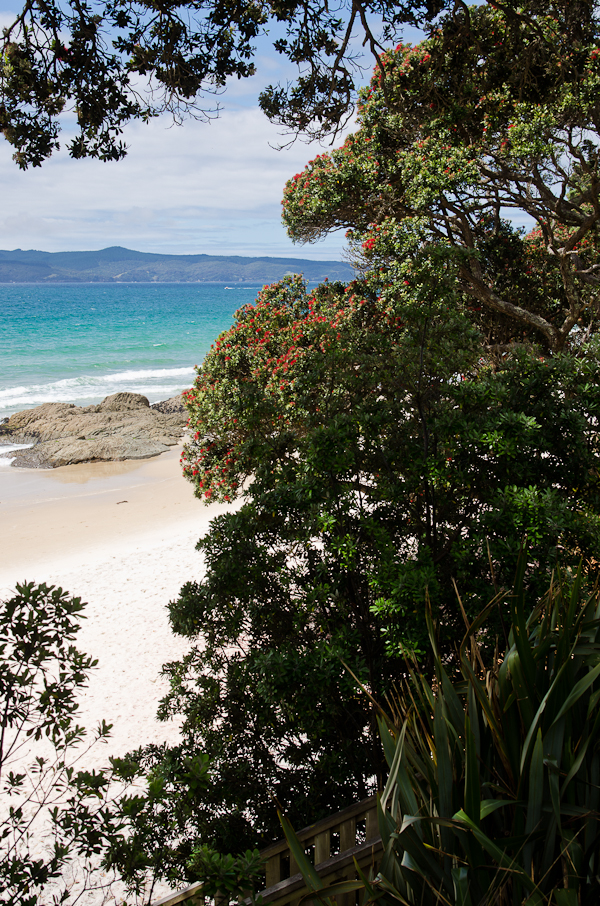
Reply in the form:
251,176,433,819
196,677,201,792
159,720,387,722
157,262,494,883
0,247,354,284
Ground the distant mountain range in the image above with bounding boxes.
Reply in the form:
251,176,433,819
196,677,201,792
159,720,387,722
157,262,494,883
0,246,354,284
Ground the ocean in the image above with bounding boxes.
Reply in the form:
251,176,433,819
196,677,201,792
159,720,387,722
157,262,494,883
0,282,262,422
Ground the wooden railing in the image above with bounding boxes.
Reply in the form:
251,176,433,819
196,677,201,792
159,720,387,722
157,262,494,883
152,796,381,906
153,883,205,906
258,795,381,906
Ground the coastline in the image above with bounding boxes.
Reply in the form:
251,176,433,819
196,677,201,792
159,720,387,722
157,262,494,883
0,282,244,902
0,446,205,579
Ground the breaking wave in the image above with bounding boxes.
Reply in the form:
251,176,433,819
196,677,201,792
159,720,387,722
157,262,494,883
0,367,196,419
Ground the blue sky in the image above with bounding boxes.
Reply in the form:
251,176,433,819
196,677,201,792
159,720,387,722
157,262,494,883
0,4,424,259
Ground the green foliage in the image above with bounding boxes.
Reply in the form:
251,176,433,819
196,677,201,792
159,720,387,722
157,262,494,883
282,2,600,352
0,581,126,905
187,845,264,904
104,747,217,895
146,256,600,857
0,581,252,902
9,1,597,887
181,265,600,640
105,2,600,878
283,560,600,904
371,560,600,905
3,2,596,166
0,0,454,167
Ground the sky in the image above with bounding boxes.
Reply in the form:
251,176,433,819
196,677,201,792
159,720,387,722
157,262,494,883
0,5,423,260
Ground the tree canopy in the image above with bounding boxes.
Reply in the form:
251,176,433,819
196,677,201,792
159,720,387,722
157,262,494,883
282,0,600,352
106,1,600,877
149,266,600,864
0,582,127,905
8,1,600,894
1,1,596,167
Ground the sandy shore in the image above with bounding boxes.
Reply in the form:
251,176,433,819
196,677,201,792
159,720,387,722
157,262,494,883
0,448,233,904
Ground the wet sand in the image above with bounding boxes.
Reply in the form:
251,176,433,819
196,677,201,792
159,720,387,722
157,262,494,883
1,447,216,578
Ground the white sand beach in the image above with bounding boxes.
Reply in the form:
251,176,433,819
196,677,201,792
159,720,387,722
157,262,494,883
0,447,233,904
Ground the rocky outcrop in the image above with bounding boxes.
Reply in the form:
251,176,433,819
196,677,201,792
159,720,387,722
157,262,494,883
150,395,186,415
0,392,188,468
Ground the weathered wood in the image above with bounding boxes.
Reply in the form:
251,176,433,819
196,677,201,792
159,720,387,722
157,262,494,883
254,838,383,906
151,796,381,906
266,853,281,888
366,806,378,842
339,817,356,853
314,829,331,866
151,881,204,906
259,796,377,861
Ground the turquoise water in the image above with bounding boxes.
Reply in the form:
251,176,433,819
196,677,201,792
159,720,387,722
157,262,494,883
0,283,262,421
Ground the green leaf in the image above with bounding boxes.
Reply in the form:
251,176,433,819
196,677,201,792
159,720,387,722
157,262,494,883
441,668,465,734
434,699,453,819
452,809,538,895
553,889,579,906
464,715,480,828
278,812,330,900
378,715,397,770
525,730,544,836
380,722,409,814
460,660,509,766
509,554,538,701
560,734,592,797
392,820,451,891
523,729,544,875
451,866,473,906
520,663,568,775
549,662,600,729
479,800,512,820
506,649,536,728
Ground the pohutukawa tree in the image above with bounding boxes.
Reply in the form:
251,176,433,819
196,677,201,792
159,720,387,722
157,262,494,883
147,1,600,858
0,0,443,167
6,0,600,889
282,1,600,353
154,269,600,860
2,1,595,167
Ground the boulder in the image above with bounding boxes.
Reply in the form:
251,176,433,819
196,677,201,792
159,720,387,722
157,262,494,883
0,392,188,469
98,391,151,411
150,394,186,415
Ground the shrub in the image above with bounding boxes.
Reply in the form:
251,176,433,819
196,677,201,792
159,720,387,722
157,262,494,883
284,558,600,904
0,581,124,905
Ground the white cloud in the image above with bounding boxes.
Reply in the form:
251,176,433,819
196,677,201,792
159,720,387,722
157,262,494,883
0,104,349,258
0,1,380,258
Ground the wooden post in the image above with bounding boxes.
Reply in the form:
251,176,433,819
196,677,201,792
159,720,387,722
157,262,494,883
339,817,356,853
365,807,378,842
337,817,357,906
314,830,331,866
266,854,281,888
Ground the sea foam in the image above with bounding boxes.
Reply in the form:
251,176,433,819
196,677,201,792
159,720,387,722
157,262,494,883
0,443,33,467
0,367,196,417
0,282,252,421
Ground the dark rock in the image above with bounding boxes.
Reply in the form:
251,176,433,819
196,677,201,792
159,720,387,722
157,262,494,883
150,394,186,415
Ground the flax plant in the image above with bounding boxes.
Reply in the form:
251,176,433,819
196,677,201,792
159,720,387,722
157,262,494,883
282,559,600,905
374,559,600,905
